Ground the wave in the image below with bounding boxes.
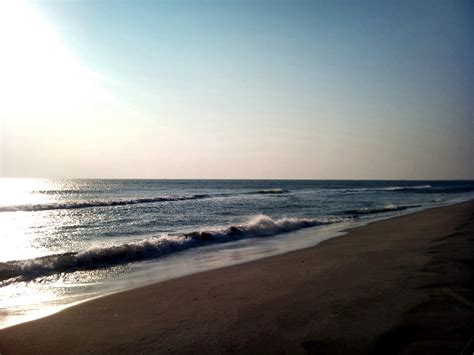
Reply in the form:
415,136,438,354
251,188,289,195
0,214,344,282
342,185,431,193
343,204,420,216
398,186,474,194
383,185,431,191
0,188,291,213
0,194,210,212
342,184,474,194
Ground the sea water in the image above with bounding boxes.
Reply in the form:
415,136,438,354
0,179,473,328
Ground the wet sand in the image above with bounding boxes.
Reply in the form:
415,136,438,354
1,201,473,354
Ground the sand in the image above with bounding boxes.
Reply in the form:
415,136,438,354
1,201,473,354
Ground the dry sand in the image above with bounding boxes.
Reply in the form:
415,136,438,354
1,201,473,354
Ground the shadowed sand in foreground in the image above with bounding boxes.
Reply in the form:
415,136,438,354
1,201,473,354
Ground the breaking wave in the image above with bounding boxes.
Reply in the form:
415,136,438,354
0,194,210,212
0,214,344,282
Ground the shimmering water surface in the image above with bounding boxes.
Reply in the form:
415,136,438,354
1,179,473,328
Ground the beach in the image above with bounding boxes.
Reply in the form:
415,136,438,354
1,201,473,354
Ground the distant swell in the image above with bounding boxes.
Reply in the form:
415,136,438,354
343,185,431,193
343,185,474,194
384,185,431,191
343,204,420,216
0,194,210,212
0,214,344,282
251,189,289,195
398,186,474,194
0,189,291,213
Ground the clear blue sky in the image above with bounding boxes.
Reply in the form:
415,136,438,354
0,0,473,179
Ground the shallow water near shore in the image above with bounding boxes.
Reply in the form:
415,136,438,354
1,179,473,328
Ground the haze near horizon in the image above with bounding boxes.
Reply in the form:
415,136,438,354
0,0,473,180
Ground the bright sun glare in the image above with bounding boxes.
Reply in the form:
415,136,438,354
0,0,113,116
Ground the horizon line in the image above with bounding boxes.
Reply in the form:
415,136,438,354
1,177,473,182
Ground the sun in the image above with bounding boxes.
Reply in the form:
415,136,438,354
0,0,113,117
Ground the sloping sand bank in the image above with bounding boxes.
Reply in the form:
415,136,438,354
1,201,473,354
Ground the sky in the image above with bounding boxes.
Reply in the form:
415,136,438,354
0,0,473,179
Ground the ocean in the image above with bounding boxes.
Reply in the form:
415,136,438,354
0,179,473,328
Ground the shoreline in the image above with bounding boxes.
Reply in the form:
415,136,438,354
1,201,473,353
